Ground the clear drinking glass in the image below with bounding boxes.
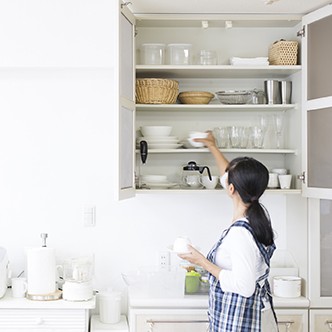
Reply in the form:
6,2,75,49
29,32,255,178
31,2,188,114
213,127,229,148
251,126,264,148
273,113,284,148
228,126,241,148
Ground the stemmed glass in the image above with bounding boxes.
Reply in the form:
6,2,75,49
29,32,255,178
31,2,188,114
273,113,284,149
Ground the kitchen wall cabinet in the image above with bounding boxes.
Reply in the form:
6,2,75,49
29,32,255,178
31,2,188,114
134,15,303,193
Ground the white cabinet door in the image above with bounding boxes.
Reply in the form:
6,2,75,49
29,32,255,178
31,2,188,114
116,1,136,200
301,4,332,199
275,309,308,332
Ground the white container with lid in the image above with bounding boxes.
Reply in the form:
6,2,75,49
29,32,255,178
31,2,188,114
273,276,301,298
140,43,166,65
167,44,192,65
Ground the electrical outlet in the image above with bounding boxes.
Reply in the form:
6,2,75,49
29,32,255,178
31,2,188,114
158,251,170,270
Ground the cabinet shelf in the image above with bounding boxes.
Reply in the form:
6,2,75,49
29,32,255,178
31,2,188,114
136,188,302,194
135,148,297,154
136,65,301,79
136,104,296,112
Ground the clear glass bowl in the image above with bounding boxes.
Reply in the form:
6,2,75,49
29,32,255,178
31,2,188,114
215,90,252,104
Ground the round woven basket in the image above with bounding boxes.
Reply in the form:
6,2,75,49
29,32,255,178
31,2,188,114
136,78,179,104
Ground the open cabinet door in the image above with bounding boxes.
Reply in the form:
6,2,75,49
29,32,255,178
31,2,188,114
117,1,136,200
302,4,332,199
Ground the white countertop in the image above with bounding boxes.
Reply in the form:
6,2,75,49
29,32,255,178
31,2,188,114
0,289,96,309
129,293,310,309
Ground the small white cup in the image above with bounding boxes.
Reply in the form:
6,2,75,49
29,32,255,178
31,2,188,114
11,277,27,298
173,236,191,253
201,175,218,189
278,174,292,189
268,173,279,188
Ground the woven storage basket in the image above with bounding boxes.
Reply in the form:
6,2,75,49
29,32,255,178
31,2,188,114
136,78,179,104
268,40,298,65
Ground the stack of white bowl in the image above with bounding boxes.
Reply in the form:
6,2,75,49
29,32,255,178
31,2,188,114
137,126,182,149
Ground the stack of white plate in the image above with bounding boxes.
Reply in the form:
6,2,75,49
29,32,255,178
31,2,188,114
141,175,177,189
137,136,182,149
138,126,182,149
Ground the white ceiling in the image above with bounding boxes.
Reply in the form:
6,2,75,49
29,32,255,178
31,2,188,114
129,0,331,15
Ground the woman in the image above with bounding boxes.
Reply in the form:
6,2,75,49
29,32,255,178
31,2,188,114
179,132,278,332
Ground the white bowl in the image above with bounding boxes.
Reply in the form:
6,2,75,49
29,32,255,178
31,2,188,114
141,126,173,137
173,236,191,253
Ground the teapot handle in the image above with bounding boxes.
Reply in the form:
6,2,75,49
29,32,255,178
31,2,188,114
199,166,212,180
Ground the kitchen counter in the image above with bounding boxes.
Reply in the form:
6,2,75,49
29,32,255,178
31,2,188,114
0,289,96,309
129,293,310,309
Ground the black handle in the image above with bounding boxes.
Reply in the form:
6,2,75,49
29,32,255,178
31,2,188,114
199,166,212,180
140,140,148,164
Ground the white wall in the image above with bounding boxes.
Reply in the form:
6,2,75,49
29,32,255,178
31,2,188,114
0,0,307,313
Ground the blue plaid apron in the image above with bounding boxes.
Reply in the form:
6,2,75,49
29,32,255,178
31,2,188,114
207,220,277,332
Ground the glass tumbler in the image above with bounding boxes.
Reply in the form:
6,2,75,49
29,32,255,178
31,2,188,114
251,126,265,148
228,126,241,148
213,127,228,148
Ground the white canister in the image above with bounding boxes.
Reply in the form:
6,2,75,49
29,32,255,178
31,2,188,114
98,290,121,324
273,276,301,298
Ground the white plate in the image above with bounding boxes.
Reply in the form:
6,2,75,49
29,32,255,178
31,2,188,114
145,182,178,189
138,136,178,141
148,143,183,149
167,245,191,254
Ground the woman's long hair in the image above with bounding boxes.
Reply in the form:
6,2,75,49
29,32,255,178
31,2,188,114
227,157,274,246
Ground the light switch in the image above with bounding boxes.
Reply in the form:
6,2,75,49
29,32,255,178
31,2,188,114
83,205,96,227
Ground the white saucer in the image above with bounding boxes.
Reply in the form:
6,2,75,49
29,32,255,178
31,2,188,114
145,182,178,189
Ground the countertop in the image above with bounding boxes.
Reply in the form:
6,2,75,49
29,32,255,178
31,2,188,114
129,293,310,309
0,289,96,309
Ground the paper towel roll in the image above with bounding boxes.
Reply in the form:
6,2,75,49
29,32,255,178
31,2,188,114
27,247,56,295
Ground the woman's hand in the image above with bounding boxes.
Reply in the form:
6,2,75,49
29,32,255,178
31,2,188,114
178,245,222,279
178,245,206,267
193,131,217,149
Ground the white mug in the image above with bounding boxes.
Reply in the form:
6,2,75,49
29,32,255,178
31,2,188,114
268,173,279,188
11,277,27,298
201,175,218,189
278,174,292,189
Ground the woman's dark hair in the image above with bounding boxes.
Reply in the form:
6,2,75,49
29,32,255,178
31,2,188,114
226,157,274,246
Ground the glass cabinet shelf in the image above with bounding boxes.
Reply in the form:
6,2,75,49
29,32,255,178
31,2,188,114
136,188,302,194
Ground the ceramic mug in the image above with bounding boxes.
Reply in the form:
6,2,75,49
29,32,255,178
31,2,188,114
11,277,27,298
278,174,292,189
268,173,279,188
201,175,218,189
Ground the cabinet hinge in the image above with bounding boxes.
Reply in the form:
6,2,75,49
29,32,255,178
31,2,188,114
121,1,132,9
297,26,305,38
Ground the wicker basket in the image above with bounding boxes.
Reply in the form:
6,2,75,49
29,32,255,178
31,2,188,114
268,40,298,65
136,78,179,104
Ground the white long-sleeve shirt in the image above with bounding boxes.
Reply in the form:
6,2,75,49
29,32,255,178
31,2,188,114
215,219,267,298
